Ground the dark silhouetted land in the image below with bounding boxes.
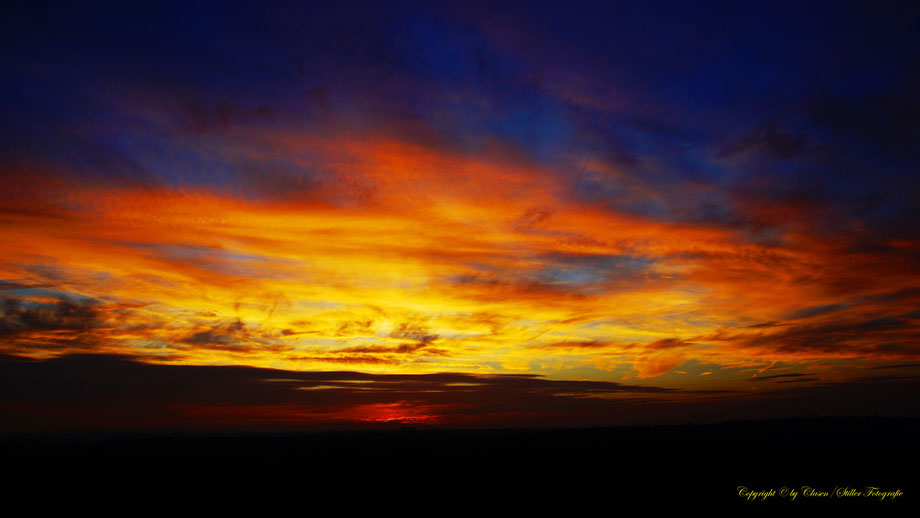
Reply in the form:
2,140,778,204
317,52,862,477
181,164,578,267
4,416,916,511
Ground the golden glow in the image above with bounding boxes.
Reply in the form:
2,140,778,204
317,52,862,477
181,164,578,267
3,135,919,391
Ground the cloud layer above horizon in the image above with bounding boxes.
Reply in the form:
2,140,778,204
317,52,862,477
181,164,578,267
2,1,920,427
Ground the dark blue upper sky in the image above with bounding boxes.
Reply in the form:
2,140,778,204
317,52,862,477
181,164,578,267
4,1,919,238
1,0,918,296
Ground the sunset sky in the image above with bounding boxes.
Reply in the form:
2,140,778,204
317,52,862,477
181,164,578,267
2,1,919,431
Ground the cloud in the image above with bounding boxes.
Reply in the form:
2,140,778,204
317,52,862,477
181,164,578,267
2,0,920,411
3,353,917,433
870,362,920,370
717,125,809,159
181,319,290,353
387,321,438,344
0,353,680,432
286,355,401,365
0,296,109,354
748,373,811,382
785,303,850,320
0,297,100,335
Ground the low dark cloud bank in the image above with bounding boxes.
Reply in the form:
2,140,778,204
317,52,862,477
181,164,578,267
2,353,917,433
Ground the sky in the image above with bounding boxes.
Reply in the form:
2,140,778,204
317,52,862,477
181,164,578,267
2,0,920,432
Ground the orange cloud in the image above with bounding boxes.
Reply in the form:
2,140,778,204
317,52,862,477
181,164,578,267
1,133,918,392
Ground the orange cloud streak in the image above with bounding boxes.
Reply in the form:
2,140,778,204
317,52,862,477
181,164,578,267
3,134,919,392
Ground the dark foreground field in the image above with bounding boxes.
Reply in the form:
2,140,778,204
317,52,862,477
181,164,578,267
4,416,917,511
